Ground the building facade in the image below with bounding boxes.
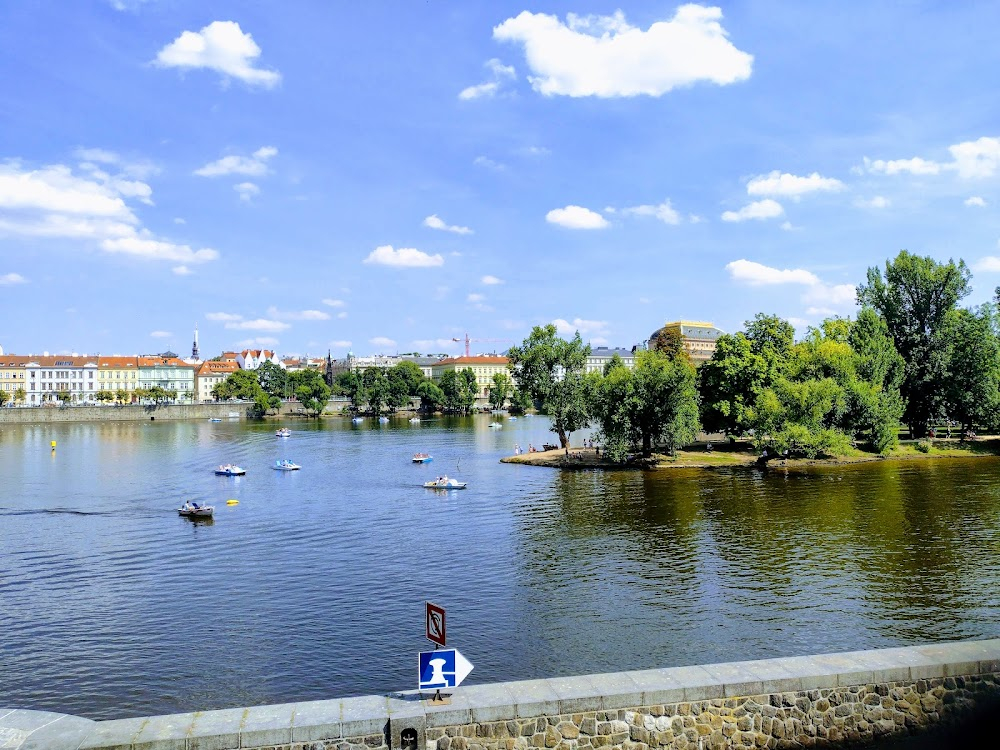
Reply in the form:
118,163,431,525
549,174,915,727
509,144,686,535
0,355,28,403
237,349,282,370
138,356,196,400
196,360,239,401
648,321,725,364
96,356,140,402
431,355,510,400
23,355,99,405
584,346,637,374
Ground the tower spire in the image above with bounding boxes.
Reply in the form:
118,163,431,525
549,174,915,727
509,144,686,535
192,324,200,360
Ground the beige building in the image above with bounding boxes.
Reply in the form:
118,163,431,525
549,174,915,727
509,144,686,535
0,355,28,402
96,356,140,401
196,360,239,401
431,355,510,400
648,321,725,364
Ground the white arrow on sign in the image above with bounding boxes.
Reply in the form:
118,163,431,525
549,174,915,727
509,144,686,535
453,648,474,688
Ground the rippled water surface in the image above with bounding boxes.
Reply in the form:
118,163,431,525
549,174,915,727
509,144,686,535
1,416,999,719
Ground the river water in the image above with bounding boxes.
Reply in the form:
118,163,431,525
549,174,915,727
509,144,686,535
1,416,998,720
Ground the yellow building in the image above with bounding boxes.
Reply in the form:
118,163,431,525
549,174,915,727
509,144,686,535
97,356,141,401
648,321,725,364
0,355,28,402
431,355,510,400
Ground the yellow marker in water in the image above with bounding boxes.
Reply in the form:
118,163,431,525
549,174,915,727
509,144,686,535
226,499,239,505
51,440,57,448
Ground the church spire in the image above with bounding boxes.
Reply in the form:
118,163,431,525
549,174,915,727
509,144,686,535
192,324,200,360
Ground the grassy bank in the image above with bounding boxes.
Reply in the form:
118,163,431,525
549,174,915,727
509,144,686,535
500,436,1000,470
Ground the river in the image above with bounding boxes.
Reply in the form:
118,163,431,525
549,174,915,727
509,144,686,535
1,415,998,720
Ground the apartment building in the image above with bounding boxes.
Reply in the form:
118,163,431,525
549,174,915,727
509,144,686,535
196,360,239,401
648,321,725,364
431,355,510,400
96,356,140,401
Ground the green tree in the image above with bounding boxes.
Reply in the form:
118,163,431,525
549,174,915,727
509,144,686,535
362,367,389,415
439,370,461,412
391,361,427,395
848,308,905,453
334,370,367,412
416,380,444,411
56,390,71,404
215,370,266,401
459,368,479,413
507,324,591,448
386,367,412,411
857,250,972,437
115,388,128,404
256,360,288,403
0,390,8,407
95,390,115,403
488,372,513,411
944,305,1000,433
508,388,532,415
14,387,26,405
649,327,687,361
289,369,331,416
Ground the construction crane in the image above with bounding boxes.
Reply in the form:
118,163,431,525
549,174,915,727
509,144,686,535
452,333,511,358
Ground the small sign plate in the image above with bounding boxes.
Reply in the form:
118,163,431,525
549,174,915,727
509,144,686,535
425,601,446,647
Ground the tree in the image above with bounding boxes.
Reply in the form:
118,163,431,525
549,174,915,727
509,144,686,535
649,327,687,361
507,324,591,448
416,380,444,411
115,388,128,404
0,390,8,407
14,387,26,405
488,372,513,411
214,370,266,401
459,369,479,413
362,367,390,415
944,305,1000,433
391,361,427,395
289,369,331,416
335,371,367,412
56,390,71,404
848,308,905,453
857,250,971,437
95,390,115,404
386,367,412,411
256,361,288,403
439,369,477,413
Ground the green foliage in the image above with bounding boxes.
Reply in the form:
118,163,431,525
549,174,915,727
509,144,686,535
14,387,26,404
55,390,71,403
95,390,115,403
391,361,427,395
488,372,513,411
416,380,444,411
114,388,128,404
758,424,854,459
0,390,8,407
915,439,933,453
214,369,265,401
289,368,331,416
440,369,478,413
507,324,591,447
857,250,971,437
386,367,413,411
362,367,389,415
508,387,532,415
649,327,687,361
944,305,1000,432
256,360,288,400
335,371,367,411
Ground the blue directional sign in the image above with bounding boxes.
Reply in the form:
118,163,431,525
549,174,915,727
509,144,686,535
418,648,474,691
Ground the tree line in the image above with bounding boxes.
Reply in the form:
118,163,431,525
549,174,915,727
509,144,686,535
508,251,1000,462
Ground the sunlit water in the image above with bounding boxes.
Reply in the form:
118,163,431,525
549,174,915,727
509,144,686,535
1,416,998,720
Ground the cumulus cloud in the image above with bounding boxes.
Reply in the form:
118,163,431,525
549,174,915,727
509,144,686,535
206,312,243,322
802,283,856,307
172,265,192,275
948,136,1000,178
481,275,504,285
154,20,281,88
493,6,752,98
725,259,820,286
0,163,217,264
329,340,352,350
195,146,277,177
225,318,290,332
459,58,516,100
322,298,346,307
467,293,486,303
863,156,942,176
364,245,444,268
266,306,331,321
546,205,609,229
965,196,987,207
0,272,27,285
423,214,473,234
473,155,506,171
855,195,890,209
234,182,260,201
552,317,609,336
337,311,348,319
973,256,1000,272
721,199,784,222
620,199,681,224
150,331,172,338
370,336,397,349
746,171,845,199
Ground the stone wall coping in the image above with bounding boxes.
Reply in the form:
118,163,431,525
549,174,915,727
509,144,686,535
3,638,999,749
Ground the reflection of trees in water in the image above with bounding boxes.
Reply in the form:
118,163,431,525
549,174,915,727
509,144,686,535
512,461,1000,672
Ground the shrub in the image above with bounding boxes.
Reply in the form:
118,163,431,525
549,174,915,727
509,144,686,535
916,439,932,453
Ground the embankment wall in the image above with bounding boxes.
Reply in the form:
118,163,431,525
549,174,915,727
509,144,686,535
0,403,249,424
2,639,999,750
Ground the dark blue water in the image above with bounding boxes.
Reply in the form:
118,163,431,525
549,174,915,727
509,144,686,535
1,416,998,720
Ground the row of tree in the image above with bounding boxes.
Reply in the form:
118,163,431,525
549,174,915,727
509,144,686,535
508,251,1000,461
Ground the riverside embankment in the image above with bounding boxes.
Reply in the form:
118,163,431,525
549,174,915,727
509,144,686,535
3,639,998,750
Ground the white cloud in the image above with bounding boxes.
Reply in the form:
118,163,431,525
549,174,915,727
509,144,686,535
518,146,551,157
337,311,348,319
0,164,133,217
100,234,218,263
75,148,119,164
493,6,752,98
363,245,444,268
589,337,609,346
805,306,837,317
481,275,504,285
973,256,1000,272
423,214,473,234
965,196,987,207
621,199,681,224
948,136,1000,179
329,340,352,349
546,205,609,229
863,156,942,176
467,293,486,303
195,146,277,177
154,21,281,88
173,217,186,224
370,336,397,349
266,306,331,321
0,272,26,285
237,337,279,347
552,317,609,336
172,265,192,276
459,58,516,100
746,171,845,199
721,199,784,222
150,330,171,338
234,182,260,201
725,259,820,286
780,221,796,231
322,298,346,307
206,312,243,322
855,195,890,209
224,318,290,332
473,155,506,171
802,283,856,307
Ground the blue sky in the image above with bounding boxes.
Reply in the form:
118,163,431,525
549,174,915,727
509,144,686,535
2,1,1000,359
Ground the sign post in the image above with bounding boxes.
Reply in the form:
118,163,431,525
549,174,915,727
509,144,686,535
425,601,446,648
418,648,474,693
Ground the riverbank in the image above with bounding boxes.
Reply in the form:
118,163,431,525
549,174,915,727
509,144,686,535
501,436,1000,470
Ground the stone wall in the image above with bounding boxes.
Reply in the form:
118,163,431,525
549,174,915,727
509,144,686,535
3,639,998,750
0,402,248,424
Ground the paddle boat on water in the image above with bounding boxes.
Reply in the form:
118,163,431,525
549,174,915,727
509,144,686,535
423,475,467,490
214,464,246,476
378,416,389,424
272,459,301,471
275,427,291,437
412,452,433,463
208,418,222,422
489,422,503,429
178,501,214,518
351,416,364,424
409,417,420,423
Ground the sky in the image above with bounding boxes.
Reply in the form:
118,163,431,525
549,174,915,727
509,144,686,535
2,1,1000,360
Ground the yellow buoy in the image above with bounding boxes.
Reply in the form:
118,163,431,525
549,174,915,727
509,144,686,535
226,499,239,505
51,440,57,448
